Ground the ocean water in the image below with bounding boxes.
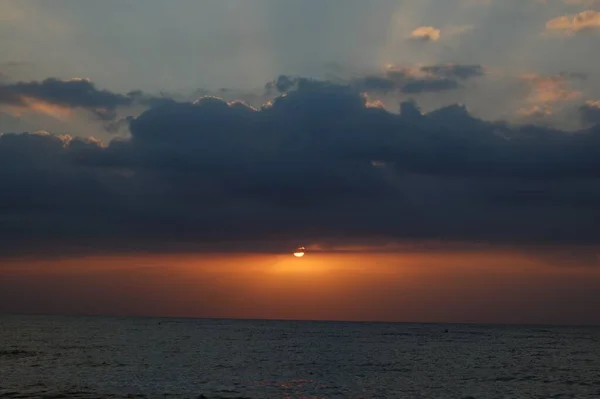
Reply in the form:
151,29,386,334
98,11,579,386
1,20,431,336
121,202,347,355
1,315,599,399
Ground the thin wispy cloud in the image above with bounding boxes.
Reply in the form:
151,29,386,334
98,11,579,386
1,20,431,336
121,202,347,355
409,26,442,41
546,10,600,34
562,0,600,6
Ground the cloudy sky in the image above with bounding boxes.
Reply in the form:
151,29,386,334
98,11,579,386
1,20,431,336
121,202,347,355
1,0,600,324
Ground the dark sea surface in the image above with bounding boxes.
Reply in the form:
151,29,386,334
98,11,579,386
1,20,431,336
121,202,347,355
1,315,599,399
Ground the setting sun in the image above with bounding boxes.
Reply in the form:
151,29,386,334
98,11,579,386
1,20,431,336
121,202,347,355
293,247,306,257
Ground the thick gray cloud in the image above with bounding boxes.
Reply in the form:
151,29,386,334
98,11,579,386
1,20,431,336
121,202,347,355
400,78,460,94
1,78,600,256
356,64,483,94
0,78,143,120
267,65,485,96
580,100,600,126
419,64,485,80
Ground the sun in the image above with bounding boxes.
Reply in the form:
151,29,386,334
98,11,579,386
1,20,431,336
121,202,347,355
293,247,306,258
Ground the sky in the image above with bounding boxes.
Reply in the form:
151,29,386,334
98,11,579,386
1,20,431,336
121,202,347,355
1,0,600,324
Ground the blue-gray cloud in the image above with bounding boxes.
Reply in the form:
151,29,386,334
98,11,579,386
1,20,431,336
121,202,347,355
1,77,600,256
0,78,145,120
268,64,485,96
580,100,600,125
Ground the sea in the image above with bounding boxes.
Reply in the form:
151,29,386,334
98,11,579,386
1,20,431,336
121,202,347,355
1,315,599,399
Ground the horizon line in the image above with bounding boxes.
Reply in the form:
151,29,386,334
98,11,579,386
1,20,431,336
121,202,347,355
3,312,599,328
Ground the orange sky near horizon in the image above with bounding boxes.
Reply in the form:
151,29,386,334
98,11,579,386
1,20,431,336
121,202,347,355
1,250,599,325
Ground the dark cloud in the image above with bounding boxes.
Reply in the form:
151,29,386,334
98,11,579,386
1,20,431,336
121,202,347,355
0,78,144,120
400,78,459,93
419,64,485,80
265,75,298,94
580,100,600,126
265,65,484,98
350,64,484,94
1,78,600,256
104,116,135,134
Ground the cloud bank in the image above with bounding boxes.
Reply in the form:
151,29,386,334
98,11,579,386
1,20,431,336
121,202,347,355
1,77,600,256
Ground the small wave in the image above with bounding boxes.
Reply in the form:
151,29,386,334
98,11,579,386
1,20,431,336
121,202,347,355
197,396,252,399
0,390,97,399
0,349,37,358
494,376,516,382
380,332,415,337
